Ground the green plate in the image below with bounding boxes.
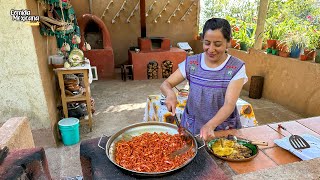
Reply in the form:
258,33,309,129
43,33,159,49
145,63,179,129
207,137,259,162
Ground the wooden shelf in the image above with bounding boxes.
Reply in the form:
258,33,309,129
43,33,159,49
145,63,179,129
56,68,93,131
66,95,87,102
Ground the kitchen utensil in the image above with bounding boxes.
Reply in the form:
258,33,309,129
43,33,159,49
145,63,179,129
169,114,194,158
278,124,310,149
227,135,268,146
174,87,189,96
48,55,65,68
207,137,259,162
98,122,198,176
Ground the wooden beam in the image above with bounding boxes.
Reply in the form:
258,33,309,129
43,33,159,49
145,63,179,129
253,0,269,50
140,0,146,37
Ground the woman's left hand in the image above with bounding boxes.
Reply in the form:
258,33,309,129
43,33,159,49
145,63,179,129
200,122,216,141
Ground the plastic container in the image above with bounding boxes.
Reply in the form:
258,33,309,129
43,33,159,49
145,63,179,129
58,118,80,146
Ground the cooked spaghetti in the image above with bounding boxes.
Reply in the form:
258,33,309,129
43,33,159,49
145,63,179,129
115,132,195,172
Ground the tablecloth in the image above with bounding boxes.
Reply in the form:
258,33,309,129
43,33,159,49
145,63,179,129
274,134,320,160
143,94,258,128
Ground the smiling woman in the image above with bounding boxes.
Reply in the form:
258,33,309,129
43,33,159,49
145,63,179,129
160,18,248,141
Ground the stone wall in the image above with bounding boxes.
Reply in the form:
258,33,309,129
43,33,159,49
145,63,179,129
0,117,35,151
193,40,320,116
71,0,200,67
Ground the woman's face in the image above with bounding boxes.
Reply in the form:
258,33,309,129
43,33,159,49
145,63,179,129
202,29,229,63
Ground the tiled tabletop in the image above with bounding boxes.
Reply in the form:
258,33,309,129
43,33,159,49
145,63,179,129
215,117,320,175
297,117,320,135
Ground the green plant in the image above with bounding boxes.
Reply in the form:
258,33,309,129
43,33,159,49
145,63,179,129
263,19,287,40
306,28,320,50
232,20,255,49
281,32,308,52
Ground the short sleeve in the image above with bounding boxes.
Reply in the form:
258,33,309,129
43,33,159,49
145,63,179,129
231,65,248,84
178,60,187,78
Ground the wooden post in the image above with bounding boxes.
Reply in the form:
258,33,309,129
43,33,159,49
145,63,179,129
253,0,269,50
140,0,146,38
249,76,264,99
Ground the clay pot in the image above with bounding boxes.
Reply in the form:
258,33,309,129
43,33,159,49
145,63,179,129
300,54,308,61
234,43,241,49
278,51,290,57
262,43,267,50
231,39,238,48
276,42,288,51
267,39,277,49
304,50,316,60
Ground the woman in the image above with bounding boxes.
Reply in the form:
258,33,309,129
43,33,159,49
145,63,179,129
160,18,247,141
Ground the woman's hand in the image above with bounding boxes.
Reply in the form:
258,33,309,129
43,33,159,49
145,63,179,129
200,122,216,141
165,94,177,115
160,69,185,115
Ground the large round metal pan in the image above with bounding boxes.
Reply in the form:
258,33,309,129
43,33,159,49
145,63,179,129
104,122,198,176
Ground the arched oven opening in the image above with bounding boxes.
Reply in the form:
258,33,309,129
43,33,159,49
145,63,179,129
84,20,103,49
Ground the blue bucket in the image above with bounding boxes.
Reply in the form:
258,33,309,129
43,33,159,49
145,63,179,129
58,118,80,146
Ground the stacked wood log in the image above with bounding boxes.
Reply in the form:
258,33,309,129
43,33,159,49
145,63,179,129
162,60,173,78
147,61,158,79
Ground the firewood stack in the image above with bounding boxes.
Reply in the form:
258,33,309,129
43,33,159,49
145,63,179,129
147,61,159,79
162,60,173,78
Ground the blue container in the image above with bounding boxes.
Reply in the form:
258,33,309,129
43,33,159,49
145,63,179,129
58,118,80,146
290,46,301,58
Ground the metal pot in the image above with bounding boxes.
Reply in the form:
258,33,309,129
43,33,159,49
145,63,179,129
98,122,202,176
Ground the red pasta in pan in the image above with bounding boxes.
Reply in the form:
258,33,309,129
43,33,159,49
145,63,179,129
115,132,195,172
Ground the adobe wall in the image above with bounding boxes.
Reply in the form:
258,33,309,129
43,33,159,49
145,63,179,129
193,40,320,116
71,0,200,67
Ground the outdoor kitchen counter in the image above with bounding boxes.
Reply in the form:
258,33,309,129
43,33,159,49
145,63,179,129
80,116,320,179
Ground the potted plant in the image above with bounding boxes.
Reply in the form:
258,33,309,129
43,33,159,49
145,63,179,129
264,19,286,49
282,32,308,58
226,16,241,50
278,42,290,57
305,29,319,60
235,21,255,51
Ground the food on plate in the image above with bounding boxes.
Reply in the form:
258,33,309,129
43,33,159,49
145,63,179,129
213,147,234,156
212,138,252,160
115,132,195,172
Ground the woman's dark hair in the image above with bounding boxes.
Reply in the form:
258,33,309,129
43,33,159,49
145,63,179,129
202,18,232,42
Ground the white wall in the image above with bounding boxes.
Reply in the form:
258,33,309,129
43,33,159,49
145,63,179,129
0,1,51,129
